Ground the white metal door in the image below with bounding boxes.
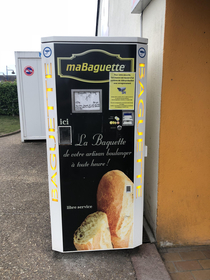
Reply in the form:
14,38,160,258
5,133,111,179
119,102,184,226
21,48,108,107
19,58,45,139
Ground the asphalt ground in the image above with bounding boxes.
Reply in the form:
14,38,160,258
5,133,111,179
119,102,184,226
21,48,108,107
0,133,170,280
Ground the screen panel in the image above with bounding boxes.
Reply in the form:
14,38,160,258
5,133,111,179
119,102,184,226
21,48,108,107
71,89,102,113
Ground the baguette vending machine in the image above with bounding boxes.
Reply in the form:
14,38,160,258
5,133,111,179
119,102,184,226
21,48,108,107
41,37,147,252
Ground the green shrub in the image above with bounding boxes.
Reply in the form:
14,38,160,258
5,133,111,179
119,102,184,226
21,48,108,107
0,81,19,116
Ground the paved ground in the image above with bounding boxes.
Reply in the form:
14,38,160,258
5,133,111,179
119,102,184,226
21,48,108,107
160,246,210,280
0,133,171,280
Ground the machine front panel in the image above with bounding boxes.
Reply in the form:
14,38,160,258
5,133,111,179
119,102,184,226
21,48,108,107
54,43,136,251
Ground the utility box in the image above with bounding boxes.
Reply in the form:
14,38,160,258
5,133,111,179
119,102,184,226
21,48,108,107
15,52,45,142
41,36,147,252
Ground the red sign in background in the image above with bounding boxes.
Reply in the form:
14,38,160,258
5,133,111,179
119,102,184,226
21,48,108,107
24,66,34,76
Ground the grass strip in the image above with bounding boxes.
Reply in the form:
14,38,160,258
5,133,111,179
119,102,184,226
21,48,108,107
0,115,20,136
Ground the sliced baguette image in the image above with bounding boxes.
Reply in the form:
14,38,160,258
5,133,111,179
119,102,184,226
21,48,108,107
73,211,113,250
97,170,134,248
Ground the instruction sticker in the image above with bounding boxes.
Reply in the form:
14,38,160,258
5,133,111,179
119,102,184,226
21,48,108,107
109,72,135,110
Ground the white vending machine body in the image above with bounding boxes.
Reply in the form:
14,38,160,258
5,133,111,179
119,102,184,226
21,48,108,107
41,37,147,252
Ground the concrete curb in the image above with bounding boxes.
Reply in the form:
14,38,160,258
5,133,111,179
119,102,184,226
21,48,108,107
0,129,20,138
130,244,171,280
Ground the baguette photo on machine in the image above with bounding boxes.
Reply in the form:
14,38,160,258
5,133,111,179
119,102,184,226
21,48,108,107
97,170,134,248
73,169,134,251
73,211,113,250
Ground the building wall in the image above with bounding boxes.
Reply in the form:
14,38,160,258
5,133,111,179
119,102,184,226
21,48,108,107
96,0,210,246
97,0,109,36
142,0,166,236
0,75,16,82
157,0,210,246
97,0,165,237
109,0,140,36
97,0,141,37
